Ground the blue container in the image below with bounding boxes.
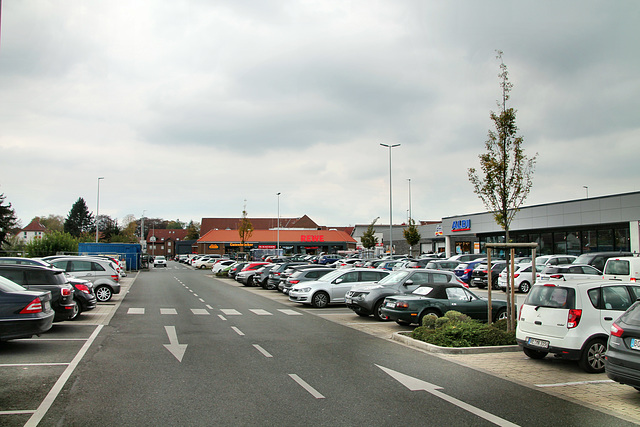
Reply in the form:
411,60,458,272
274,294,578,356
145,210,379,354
78,243,142,270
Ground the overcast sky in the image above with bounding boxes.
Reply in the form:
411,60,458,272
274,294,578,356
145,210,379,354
1,1,639,229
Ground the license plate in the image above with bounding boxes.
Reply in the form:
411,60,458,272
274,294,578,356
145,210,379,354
385,301,395,308
527,338,550,349
631,338,640,350
345,297,352,304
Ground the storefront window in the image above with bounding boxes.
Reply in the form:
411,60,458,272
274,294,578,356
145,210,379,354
540,233,553,255
554,232,567,254
581,230,597,252
615,227,630,251
597,229,614,251
566,231,580,255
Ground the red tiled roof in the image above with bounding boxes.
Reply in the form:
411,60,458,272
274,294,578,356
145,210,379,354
147,229,188,242
198,229,356,244
22,219,47,232
201,215,319,235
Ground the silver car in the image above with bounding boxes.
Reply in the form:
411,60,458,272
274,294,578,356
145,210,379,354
48,256,121,302
288,268,389,308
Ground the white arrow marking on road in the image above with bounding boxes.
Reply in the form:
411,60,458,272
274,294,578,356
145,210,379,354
376,365,519,427
163,326,188,362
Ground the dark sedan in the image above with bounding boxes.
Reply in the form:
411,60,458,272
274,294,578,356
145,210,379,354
381,283,508,326
0,275,54,341
606,301,640,391
66,277,97,319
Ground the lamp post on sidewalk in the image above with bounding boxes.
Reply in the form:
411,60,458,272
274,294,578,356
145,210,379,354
96,177,104,243
380,143,400,255
277,192,281,254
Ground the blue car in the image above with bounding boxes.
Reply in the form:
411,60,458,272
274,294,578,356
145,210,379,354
454,259,486,285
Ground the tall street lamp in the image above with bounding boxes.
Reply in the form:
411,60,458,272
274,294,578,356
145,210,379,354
276,192,281,254
96,177,104,243
380,143,400,255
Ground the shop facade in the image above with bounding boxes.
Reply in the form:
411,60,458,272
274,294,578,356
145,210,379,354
442,191,640,258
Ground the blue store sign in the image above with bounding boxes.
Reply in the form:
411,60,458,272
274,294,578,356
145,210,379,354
451,219,471,232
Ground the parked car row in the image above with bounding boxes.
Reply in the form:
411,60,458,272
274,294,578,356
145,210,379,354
0,254,124,342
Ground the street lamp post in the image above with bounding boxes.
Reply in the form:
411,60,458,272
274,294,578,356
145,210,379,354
96,177,104,243
276,192,281,254
380,143,400,255
583,186,589,198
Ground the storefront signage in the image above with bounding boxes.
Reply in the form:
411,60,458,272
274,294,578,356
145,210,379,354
435,225,443,236
451,219,471,232
258,245,276,249
300,235,325,242
230,243,254,247
208,244,219,249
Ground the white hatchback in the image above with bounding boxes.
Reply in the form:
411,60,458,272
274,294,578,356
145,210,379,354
516,280,640,373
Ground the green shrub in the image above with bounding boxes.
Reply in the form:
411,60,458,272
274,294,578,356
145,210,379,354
411,310,516,347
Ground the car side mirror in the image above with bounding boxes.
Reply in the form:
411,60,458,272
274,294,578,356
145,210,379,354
335,278,343,284
404,279,414,286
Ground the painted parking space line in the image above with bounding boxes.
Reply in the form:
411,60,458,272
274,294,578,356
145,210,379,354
160,308,178,315
221,309,241,315
191,309,210,315
231,327,245,336
127,308,145,315
536,380,614,388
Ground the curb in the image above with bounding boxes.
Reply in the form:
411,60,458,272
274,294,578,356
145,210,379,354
391,332,520,354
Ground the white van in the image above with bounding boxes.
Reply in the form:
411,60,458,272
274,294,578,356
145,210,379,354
603,256,640,283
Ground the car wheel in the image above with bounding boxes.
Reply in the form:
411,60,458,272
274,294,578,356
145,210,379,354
523,347,548,360
95,285,113,302
494,308,507,322
68,299,80,320
519,281,531,293
491,278,500,290
311,292,329,308
579,338,607,373
373,299,390,321
418,309,440,326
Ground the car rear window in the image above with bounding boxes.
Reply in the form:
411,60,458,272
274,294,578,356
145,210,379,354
605,260,630,275
525,285,575,309
618,301,640,325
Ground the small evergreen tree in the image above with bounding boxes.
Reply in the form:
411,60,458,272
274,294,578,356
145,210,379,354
0,193,18,253
186,221,200,240
361,218,379,251
238,208,254,250
64,198,95,237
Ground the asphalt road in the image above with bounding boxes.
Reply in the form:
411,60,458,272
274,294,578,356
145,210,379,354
3,263,635,426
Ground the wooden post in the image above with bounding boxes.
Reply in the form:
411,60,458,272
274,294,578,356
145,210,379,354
487,248,492,325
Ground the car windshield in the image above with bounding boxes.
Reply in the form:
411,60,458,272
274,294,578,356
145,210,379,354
0,275,27,292
317,269,350,282
377,270,410,285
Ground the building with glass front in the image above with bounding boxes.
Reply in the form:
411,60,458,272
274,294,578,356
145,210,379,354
441,191,640,258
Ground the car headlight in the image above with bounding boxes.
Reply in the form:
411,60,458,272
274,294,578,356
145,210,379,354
353,292,368,300
299,287,312,293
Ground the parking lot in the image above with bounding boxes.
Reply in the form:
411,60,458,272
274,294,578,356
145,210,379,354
3,268,640,426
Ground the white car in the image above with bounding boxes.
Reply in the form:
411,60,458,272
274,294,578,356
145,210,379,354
534,254,577,267
212,260,235,274
517,280,640,373
289,268,389,308
497,263,542,293
153,256,167,268
537,264,602,282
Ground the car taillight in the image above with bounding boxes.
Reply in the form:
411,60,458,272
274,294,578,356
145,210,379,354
567,309,582,329
290,280,300,284
518,304,523,321
396,302,409,309
111,275,120,282
464,269,472,274
550,274,564,279
61,287,72,296
513,273,520,278
20,297,43,314
610,322,624,337
75,284,91,294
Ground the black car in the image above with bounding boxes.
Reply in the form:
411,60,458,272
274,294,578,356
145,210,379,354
606,300,640,390
0,265,76,321
0,275,54,341
471,261,507,290
228,262,248,280
66,277,97,319
267,262,307,290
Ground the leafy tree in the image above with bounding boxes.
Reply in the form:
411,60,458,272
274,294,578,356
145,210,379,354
186,220,200,240
468,51,537,244
64,197,95,237
403,219,421,256
96,215,120,242
0,193,18,253
238,208,254,250
167,220,185,229
1,233,25,256
361,217,379,250
33,214,64,232
25,231,78,257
